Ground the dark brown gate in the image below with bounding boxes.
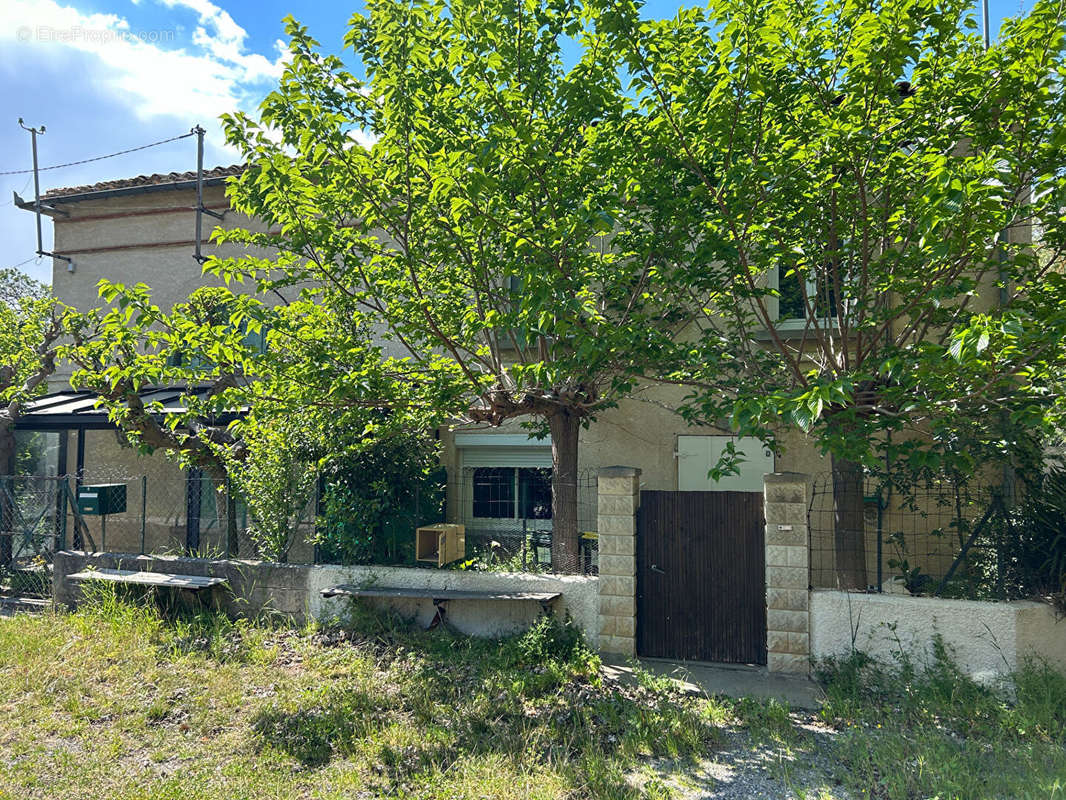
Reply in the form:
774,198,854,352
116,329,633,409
636,491,766,664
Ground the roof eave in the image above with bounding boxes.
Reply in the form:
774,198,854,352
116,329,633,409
15,174,234,211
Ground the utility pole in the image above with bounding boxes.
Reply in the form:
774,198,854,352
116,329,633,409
192,125,224,264
17,118,72,271
982,0,991,49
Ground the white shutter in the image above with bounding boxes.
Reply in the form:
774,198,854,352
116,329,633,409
460,447,553,468
455,432,553,468
677,435,774,492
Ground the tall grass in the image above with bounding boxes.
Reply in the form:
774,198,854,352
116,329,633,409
815,637,1066,800
0,593,716,800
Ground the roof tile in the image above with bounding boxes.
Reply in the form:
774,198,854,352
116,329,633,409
44,164,244,200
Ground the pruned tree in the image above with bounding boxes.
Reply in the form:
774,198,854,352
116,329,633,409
212,0,676,568
0,271,61,475
599,0,1066,587
64,282,458,555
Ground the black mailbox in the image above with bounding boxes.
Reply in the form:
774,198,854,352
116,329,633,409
77,483,127,516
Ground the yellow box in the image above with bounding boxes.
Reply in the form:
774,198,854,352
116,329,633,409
415,524,466,567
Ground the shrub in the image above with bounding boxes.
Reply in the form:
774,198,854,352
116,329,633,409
232,418,319,562
507,614,597,671
1011,467,1066,606
314,433,445,565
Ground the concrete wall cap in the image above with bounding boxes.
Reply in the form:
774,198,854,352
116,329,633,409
763,472,809,484
598,466,642,477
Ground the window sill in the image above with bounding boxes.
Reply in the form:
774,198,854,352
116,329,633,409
752,319,839,341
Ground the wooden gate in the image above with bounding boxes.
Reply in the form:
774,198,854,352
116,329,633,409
636,491,766,664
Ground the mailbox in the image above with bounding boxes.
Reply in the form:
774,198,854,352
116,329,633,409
415,524,465,567
77,483,127,516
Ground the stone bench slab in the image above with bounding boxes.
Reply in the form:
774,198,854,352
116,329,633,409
320,584,561,604
68,569,228,592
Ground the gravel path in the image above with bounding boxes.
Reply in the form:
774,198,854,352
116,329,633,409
632,713,855,800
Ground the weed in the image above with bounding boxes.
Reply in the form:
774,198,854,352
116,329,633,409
816,642,1066,799
733,696,798,745
0,596,713,799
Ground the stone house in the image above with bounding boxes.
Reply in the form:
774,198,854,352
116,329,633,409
14,163,987,594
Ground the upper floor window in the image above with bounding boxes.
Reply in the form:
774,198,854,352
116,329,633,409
773,265,840,326
165,321,268,368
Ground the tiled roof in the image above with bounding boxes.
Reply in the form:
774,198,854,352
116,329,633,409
43,164,245,200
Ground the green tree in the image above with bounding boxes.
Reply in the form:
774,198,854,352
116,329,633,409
64,282,458,556
0,271,61,475
212,0,675,567
599,0,1066,587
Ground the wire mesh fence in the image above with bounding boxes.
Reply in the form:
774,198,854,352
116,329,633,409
808,473,1019,598
11,467,600,576
0,476,76,597
445,468,599,574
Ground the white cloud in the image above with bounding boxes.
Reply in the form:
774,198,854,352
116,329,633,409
159,0,287,83
2,0,285,127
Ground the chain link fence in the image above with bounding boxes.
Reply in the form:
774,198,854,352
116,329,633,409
446,468,598,574
807,474,1025,598
16,467,599,576
0,476,81,597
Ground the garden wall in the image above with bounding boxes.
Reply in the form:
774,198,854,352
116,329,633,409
810,589,1066,680
309,565,598,643
52,551,599,644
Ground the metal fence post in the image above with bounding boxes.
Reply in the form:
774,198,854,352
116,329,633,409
0,476,12,570
57,477,68,551
312,475,321,565
140,475,147,555
185,468,201,554
875,488,884,592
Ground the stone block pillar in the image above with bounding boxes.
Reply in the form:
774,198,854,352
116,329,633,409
597,466,640,656
764,472,811,674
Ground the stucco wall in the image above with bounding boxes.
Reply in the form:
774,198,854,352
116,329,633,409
811,589,1066,679
439,390,830,496
74,430,188,554
53,551,599,643
309,564,599,644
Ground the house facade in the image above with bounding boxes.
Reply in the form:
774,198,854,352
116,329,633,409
18,165,858,572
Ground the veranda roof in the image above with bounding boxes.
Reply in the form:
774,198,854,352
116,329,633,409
13,386,243,431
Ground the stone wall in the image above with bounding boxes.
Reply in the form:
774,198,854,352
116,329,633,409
764,473,811,674
596,466,640,656
51,551,598,641
53,551,311,619
310,565,598,642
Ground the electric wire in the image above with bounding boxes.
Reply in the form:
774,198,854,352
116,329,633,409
0,131,196,176
0,176,33,206
2,256,41,271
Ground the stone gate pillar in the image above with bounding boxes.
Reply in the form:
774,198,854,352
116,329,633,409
596,466,640,656
764,472,811,674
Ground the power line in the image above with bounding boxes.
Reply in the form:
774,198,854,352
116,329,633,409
0,130,196,176
0,176,33,207
1,256,40,271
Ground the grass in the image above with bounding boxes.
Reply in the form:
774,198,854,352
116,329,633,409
0,591,1063,800
811,638,1066,800
0,587,716,800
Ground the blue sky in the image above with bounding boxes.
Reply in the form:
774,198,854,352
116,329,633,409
0,0,1034,284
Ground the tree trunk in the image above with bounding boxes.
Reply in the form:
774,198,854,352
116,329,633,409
548,409,581,572
832,453,868,589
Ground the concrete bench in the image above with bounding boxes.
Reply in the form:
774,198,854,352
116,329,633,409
68,568,228,592
320,584,561,628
